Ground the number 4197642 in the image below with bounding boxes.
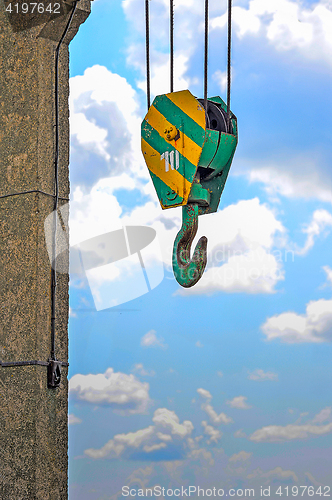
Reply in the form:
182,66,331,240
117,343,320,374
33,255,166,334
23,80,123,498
6,3,61,14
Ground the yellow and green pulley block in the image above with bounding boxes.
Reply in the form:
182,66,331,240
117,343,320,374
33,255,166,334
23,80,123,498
141,89,238,216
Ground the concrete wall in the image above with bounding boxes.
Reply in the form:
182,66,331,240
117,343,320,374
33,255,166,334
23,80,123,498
0,2,92,498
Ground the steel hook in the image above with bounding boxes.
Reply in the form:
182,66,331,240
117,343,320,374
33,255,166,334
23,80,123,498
172,204,207,288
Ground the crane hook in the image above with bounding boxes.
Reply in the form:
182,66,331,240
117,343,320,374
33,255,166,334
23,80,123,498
172,204,207,288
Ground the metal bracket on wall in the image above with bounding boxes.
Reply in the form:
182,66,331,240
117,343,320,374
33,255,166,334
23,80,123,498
0,359,69,389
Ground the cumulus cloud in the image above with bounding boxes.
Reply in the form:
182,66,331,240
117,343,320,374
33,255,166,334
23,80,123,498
242,165,332,205
85,408,194,459
68,414,82,425
69,368,151,414
202,421,222,444
197,388,233,424
132,363,156,377
69,190,285,301
234,429,246,438
69,65,146,189
197,388,212,400
141,330,167,349
229,451,252,462
248,369,278,381
227,396,252,409
311,407,331,424
295,210,332,255
67,182,168,309
250,408,332,442
176,198,285,296
262,297,332,343
211,0,332,63
323,266,332,287
247,466,299,485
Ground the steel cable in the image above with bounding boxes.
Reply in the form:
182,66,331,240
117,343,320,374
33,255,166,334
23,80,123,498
170,0,174,93
227,0,232,130
145,0,151,109
51,1,78,361
204,0,208,113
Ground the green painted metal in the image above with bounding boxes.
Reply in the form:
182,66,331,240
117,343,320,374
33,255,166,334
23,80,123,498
198,129,219,168
197,97,238,216
141,90,206,210
188,180,210,206
141,90,238,288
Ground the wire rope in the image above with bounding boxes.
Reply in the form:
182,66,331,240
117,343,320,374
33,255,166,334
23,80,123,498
227,0,232,130
51,1,78,362
145,0,151,109
170,0,174,93
204,0,209,114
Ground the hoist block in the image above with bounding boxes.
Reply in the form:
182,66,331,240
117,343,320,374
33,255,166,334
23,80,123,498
141,90,238,215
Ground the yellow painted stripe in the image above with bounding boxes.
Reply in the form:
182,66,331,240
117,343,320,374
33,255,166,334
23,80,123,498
141,138,191,201
166,90,206,130
146,105,203,168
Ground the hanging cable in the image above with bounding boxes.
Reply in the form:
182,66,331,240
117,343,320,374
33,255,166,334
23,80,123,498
227,0,232,130
0,190,69,201
145,0,151,109
51,1,78,362
0,5,76,382
204,0,209,113
170,0,174,93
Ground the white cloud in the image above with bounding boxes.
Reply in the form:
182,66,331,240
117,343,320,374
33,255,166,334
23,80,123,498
243,165,332,205
132,363,155,377
323,266,332,286
197,388,233,424
227,396,252,409
211,6,261,38
202,421,222,444
204,404,233,424
141,330,167,349
195,341,204,348
250,408,332,442
152,408,194,437
68,413,82,425
212,69,227,92
69,188,285,302
137,54,191,101
229,451,252,462
143,442,167,453
296,210,332,255
69,65,147,189
197,388,212,400
262,297,332,343
84,407,193,459
211,0,332,65
176,198,285,296
248,369,278,381
69,368,151,414
247,466,298,484
234,429,246,438
311,407,331,424
250,423,332,442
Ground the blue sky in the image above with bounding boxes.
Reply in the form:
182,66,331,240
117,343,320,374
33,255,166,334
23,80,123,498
66,0,332,499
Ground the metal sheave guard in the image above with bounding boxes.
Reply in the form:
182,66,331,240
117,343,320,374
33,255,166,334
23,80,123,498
141,89,238,287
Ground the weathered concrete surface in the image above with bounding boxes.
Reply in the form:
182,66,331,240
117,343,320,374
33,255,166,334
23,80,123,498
0,1,92,498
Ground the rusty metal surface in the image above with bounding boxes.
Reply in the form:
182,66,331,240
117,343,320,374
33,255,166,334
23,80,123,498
172,204,207,288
